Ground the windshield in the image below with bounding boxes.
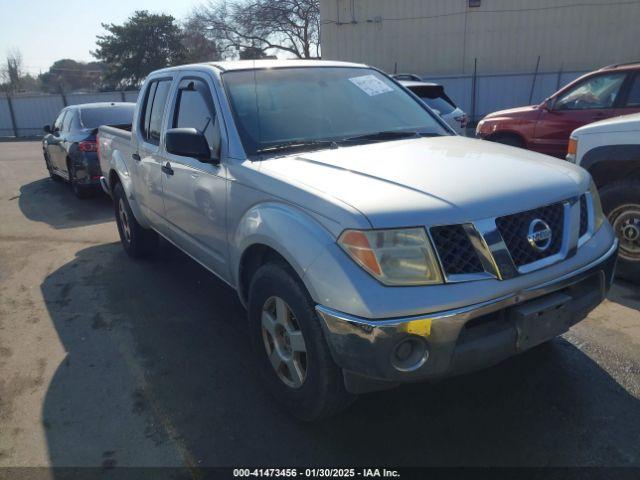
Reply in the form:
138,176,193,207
222,67,450,156
80,106,135,129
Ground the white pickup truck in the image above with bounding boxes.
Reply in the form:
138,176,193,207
568,112,640,283
98,60,618,420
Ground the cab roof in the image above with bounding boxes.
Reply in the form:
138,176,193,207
153,59,369,75
599,61,640,71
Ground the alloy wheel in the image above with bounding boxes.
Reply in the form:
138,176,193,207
118,198,132,244
609,204,640,262
261,296,307,389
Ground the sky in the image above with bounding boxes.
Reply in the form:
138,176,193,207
0,0,200,75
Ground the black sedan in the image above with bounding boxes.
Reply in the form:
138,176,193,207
43,102,135,198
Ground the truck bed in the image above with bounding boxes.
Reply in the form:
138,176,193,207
97,124,135,194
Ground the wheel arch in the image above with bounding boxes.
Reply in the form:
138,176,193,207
581,144,640,188
233,202,336,306
485,130,527,147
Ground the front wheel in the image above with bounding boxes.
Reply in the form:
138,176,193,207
113,182,158,258
600,180,640,284
248,261,355,421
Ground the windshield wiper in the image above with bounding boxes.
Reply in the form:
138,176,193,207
338,130,440,144
256,140,339,155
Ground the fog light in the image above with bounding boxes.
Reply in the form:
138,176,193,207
391,337,428,372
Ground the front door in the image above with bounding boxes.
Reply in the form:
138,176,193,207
161,76,228,278
532,71,629,157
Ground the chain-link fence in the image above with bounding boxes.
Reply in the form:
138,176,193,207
0,90,140,138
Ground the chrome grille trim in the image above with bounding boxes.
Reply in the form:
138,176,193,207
428,196,591,283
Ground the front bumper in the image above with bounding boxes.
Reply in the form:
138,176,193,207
316,239,618,393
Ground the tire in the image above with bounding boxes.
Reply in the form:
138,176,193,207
67,159,93,199
489,134,524,149
113,182,158,258
599,180,640,284
248,261,355,421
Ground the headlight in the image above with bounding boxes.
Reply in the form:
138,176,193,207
338,228,443,286
589,180,605,231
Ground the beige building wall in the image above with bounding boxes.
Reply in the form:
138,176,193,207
320,0,640,75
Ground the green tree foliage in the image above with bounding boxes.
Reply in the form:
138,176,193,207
182,16,222,63
93,10,187,89
39,59,105,93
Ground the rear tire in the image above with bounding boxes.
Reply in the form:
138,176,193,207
248,261,355,421
489,134,524,149
113,182,158,258
600,180,640,284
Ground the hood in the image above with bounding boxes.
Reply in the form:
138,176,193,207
483,105,539,119
573,112,640,137
261,136,589,229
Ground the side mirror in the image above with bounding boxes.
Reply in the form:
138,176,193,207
542,98,554,111
43,125,52,134
165,128,218,164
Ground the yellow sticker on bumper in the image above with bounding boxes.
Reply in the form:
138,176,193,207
405,318,432,337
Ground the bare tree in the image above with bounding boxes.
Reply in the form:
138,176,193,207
191,0,320,59
0,49,24,93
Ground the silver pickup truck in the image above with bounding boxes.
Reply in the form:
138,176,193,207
98,60,618,421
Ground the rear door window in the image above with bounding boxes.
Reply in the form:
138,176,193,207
624,74,640,107
139,79,172,145
62,110,74,132
53,111,66,132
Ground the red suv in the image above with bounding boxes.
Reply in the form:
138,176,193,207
476,62,640,157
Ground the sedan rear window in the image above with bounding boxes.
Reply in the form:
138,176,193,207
407,86,457,115
80,105,135,129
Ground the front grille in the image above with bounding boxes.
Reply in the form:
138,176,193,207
579,195,588,237
430,224,484,276
495,202,564,268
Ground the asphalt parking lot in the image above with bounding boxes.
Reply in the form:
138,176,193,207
0,141,639,474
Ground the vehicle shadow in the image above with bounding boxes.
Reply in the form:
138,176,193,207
19,178,113,230
608,279,640,311
40,241,640,470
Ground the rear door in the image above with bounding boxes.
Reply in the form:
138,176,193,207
161,74,228,277
618,71,640,115
532,72,629,157
133,77,174,230
48,110,67,172
59,110,77,177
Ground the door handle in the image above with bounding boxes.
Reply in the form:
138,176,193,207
161,162,174,175
132,153,141,161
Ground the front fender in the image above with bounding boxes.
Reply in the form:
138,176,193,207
231,202,337,302
109,150,151,229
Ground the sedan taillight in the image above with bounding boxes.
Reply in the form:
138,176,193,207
78,140,97,152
